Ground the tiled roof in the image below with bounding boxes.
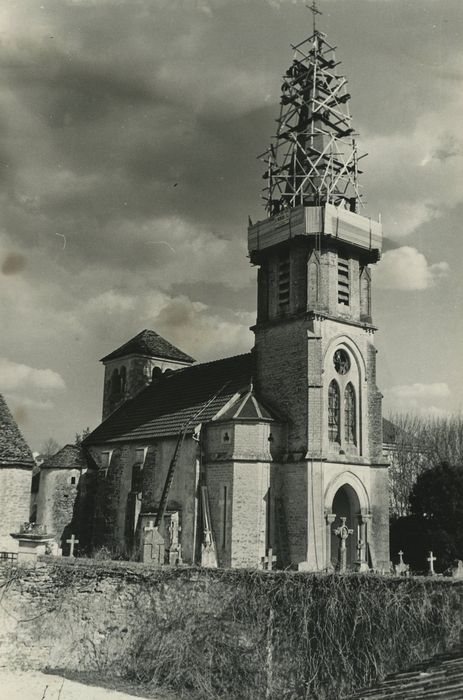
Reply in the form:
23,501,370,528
382,418,397,444
100,329,195,364
0,394,35,467
217,389,276,422
40,444,87,470
86,353,254,444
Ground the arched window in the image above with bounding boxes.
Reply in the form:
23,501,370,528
120,366,127,394
344,383,356,445
110,368,120,396
152,366,163,382
328,380,340,443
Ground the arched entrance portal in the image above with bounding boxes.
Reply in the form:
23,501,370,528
331,484,360,570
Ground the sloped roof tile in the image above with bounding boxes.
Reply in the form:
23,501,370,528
40,444,87,470
86,353,254,444
217,390,276,422
0,394,35,467
100,329,195,364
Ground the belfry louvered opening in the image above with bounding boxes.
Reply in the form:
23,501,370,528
278,253,290,306
338,257,350,306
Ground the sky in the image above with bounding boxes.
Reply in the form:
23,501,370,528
0,0,462,451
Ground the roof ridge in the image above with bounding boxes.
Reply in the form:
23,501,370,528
100,328,195,364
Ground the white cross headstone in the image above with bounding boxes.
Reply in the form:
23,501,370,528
427,550,436,576
394,550,409,576
66,534,79,557
261,547,277,571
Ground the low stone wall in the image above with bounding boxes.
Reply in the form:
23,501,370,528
1,559,463,699
0,558,228,673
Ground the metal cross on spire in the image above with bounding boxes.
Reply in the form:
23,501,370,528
307,1,322,34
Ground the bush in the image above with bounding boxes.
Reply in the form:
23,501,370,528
114,570,463,699
391,462,463,572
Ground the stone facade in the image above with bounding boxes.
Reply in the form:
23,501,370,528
0,394,34,551
80,21,391,572
34,445,90,553
0,467,33,551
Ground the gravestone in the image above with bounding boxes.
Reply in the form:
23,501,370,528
261,547,277,571
427,550,437,576
452,560,463,580
394,550,410,577
166,511,182,566
142,521,165,566
66,534,79,557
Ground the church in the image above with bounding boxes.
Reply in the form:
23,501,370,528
83,19,390,572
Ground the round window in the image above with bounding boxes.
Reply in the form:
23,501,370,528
333,349,350,375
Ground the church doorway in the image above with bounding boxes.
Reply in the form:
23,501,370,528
330,484,360,570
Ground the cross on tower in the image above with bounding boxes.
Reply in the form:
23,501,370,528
307,1,322,34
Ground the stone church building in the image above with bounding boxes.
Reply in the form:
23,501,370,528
83,22,390,571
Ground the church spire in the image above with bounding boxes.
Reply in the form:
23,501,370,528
261,9,364,217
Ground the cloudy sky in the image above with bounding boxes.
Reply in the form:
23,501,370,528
0,0,461,451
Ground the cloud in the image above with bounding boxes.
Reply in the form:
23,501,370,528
383,382,451,415
388,383,450,401
84,289,254,362
0,357,65,391
5,393,55,411
375,246,449,290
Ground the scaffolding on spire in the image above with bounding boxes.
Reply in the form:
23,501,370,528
260,12,365,218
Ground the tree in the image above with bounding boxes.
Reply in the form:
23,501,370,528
391,462,463,572
74,427,91,446
40,437,61,459
386,414,463,519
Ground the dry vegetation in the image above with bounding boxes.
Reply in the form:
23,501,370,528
3,562,462,699
79,568,463,700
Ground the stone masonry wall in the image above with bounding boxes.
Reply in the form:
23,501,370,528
36,469,81,545
0,560,234,672
90,438,199,563
0,466,32,551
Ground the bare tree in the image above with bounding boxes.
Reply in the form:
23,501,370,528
75,427,91,446
40,437,61,459
386,413,463,519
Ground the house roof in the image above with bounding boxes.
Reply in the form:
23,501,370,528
217,389,276,422
85,353,254,444
382,418,397,444
40,444,87,470
0,394,35,467
100,329,195,364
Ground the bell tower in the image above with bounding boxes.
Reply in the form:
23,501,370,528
249,9,389,571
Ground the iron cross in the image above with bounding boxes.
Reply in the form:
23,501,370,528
307,1,322,34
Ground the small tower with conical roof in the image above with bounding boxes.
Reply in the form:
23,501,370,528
249,5,389,571
0,394,35,551
100,329,195,420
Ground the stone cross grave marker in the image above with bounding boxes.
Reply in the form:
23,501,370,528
142,521,165,566
261,547,277,571
395,550,410,577
334,517,353,572
66,534,79,557
427,550,436,576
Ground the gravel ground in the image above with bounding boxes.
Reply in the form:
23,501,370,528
0,670,176,700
